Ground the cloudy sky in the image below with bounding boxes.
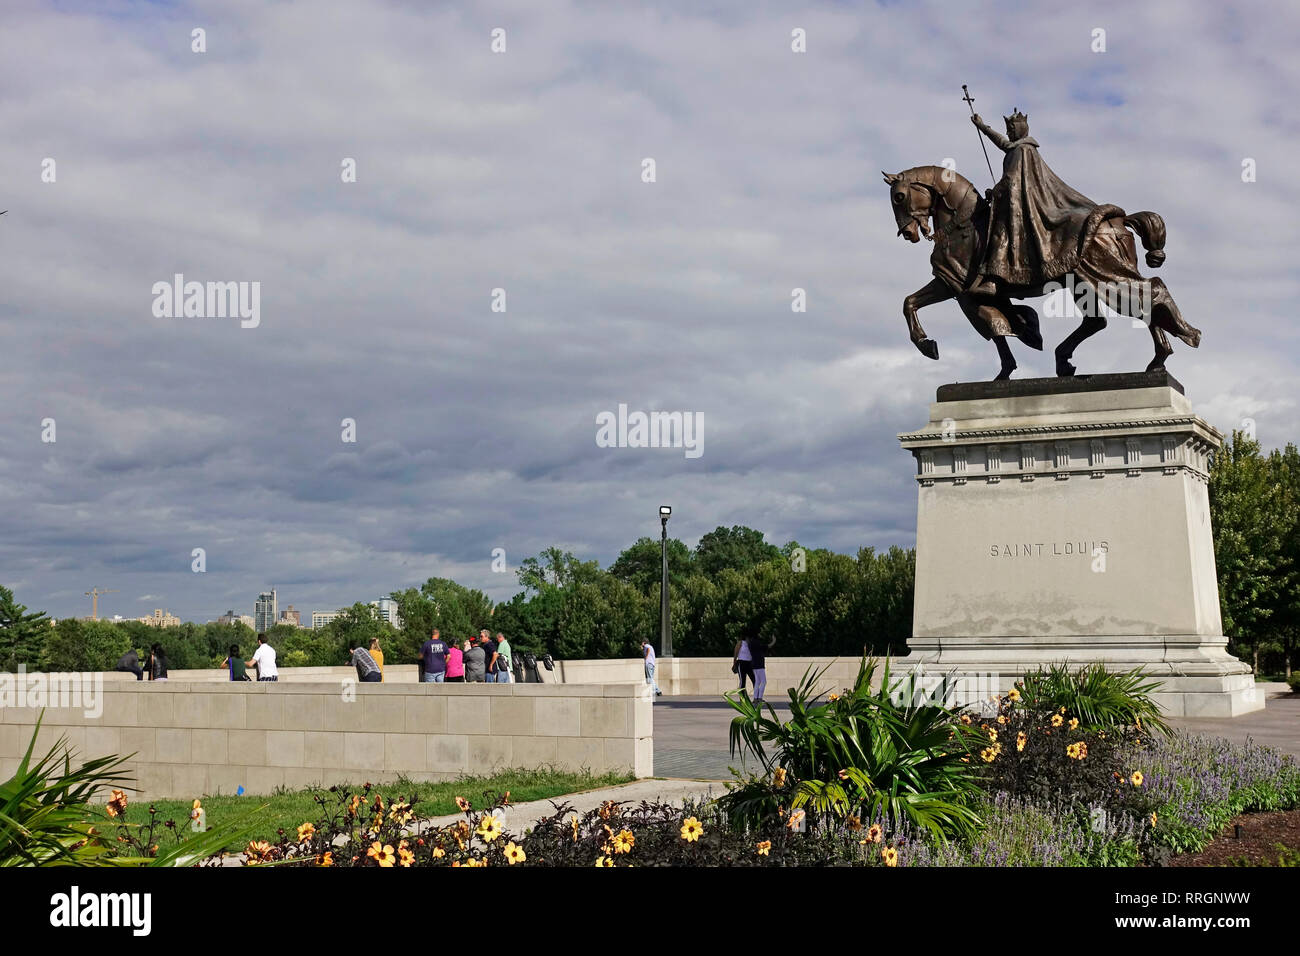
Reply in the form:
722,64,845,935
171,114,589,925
1,0,1296,624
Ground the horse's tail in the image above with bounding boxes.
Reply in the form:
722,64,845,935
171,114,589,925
1123,211,1167,268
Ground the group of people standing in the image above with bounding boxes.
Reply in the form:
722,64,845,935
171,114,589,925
413,629,513,683
342,629,514,684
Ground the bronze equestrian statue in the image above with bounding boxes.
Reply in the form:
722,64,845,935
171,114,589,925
883,108,1201,380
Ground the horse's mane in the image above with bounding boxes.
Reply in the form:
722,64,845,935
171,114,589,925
899,165,980,215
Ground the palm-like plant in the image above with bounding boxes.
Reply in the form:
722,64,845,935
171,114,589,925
721,656,984,841
1,714,260,866
1019,662,1170,736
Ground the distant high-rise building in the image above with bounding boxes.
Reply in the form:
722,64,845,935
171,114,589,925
279,605,301,627
217,610,256,628
311,609,342,630
255,589,278,633
370,598,402,630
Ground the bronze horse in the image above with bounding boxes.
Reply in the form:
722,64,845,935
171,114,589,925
883,166,1200,379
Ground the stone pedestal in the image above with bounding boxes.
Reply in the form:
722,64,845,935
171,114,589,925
895,371,1261,717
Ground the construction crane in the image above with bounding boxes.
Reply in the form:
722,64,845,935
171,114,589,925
85,587,119,621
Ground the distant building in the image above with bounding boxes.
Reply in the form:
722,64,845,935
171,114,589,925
370,598,402,630
140,609,181,627
255,589,278,633
311,609,342,630
279,605,301,627
217,610,256,628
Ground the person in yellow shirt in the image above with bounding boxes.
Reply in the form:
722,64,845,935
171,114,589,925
369,637,384,681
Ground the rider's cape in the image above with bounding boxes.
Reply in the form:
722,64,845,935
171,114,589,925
982,137,1097,286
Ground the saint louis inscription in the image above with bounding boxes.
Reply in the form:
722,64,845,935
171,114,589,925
989,541,1109,557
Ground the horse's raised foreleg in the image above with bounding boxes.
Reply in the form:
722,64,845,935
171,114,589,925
903,277,953,361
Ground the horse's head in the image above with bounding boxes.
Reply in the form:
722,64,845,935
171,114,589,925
883,170,934,243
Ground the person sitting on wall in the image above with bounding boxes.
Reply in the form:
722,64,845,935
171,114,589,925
220,643,251,681
247,632,279,682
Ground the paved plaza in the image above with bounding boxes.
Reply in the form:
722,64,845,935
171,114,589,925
653,688,1300,782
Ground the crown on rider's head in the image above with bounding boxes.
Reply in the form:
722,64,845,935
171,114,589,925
1003,108,1029,139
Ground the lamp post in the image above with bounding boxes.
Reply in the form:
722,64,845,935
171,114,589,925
659,505,672,657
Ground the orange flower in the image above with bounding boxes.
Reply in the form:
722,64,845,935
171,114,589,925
772,767,787,788
367,841,396,867
455,796,471,812
756,840,771,856
1016,732,1027,752
317,851,333,867
106,789,128,818
865,824,883,844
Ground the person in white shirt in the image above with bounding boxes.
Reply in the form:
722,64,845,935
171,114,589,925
640,639,662,697
247,633,279,682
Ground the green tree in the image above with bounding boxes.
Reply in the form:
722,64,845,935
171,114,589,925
40,619,131,672
609,536,693,594
694,525,782,577
1209,432,1297,672
0,586,50,672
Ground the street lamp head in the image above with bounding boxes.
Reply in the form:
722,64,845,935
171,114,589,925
659,505,672,517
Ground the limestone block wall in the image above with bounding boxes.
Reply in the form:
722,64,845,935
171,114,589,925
0,681,651,800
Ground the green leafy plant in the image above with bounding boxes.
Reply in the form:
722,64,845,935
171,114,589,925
1019,662,1170,737
720,656,984,841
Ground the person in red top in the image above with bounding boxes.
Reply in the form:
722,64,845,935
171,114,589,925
445,640,465,682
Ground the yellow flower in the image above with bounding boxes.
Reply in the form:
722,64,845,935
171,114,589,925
476,814,503,843
959,715,972,725
1130,771,1144,787
612,830,635,854
865,824,883,844
1050,714,1064,727
246,840,272,862
570,816,580,843
980,744,1001,763
1059,706,1066,714
1150,812,1158,827
772,767,787,788
1016,732,1027,752
594,855,614,867
504,841,527,865
881,846,898,867
453,857,487,867
347,795,361,816
455,796,471,812
1005,688,1021,702
786,809,806,831
389,801,414,825
986,728,998,742
828,692,840,702
367,841,396,867
106,789,128,818
317,851,333,867
599,801,617,820
997,715,1008,725
756,840,771,856
297,822,316,842
680,816,704,843
1068,718,1079,731
431,846,445,858
1066,741,1089,761
398,846,415,867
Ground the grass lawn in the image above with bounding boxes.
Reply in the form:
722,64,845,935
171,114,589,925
101,767,635,851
